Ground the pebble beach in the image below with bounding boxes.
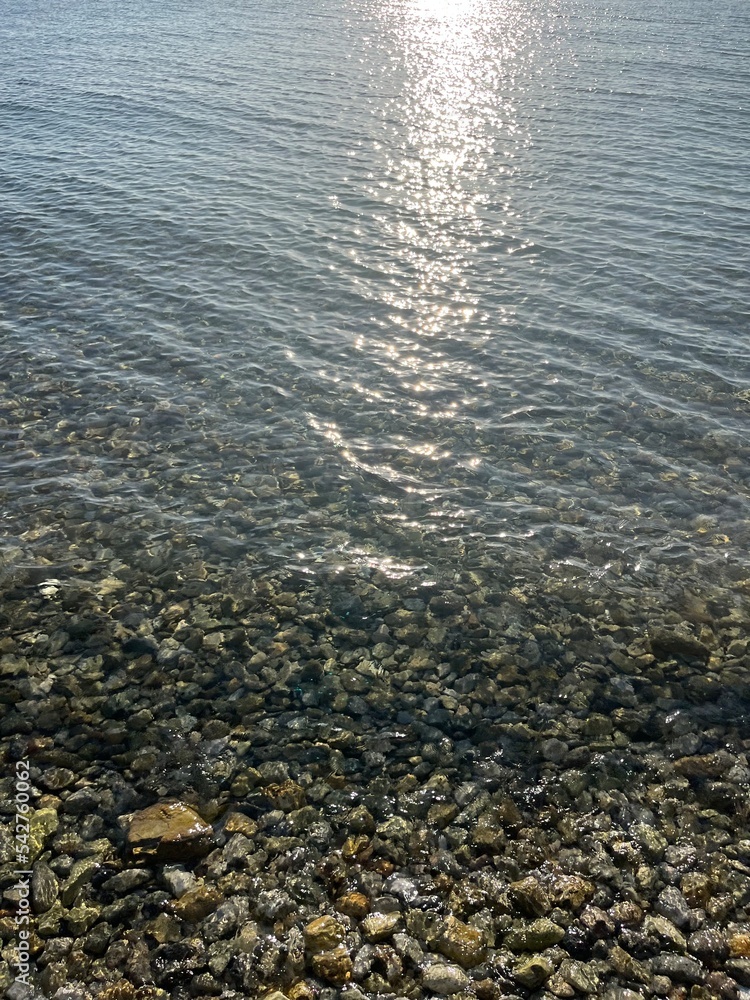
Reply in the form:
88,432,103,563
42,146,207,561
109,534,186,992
2,559,749,1000
3,0,750,996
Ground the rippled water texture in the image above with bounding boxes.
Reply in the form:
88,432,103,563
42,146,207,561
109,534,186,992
1,0,749,610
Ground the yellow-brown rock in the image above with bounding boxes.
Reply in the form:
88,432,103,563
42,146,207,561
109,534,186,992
223,812,258,838
436,915,487,968
335,892,370,919
97,982,136,1000
310,946,353,985
729,933,750,958
288,983,315,1000
680,873,713,909
169,886,222,922
127,802,214,860
304,915,346,953
264,781,306,810
510,876,551,917
550,875,596,911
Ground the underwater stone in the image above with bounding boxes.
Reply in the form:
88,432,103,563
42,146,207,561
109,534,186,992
126,802,214,860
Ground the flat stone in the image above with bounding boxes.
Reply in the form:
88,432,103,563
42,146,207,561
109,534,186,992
651,954,704,983
674,753,733,780
730,934,750,958
422,963,470,995
32,862,59,914
361,912,401,942
126,802,214,860
335,892,370,919
505,918,565,951
169,885,222,922
649,628,711,663
102,869,152,894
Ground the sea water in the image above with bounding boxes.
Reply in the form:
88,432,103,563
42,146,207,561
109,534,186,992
1,0,749,612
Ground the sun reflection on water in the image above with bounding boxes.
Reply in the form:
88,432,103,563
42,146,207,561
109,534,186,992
306,0,550,570
362,0,535,363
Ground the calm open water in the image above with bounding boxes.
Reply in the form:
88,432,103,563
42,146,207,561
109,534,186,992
1,0,749,612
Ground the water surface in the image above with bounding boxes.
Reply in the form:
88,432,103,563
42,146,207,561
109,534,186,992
2,0,749,614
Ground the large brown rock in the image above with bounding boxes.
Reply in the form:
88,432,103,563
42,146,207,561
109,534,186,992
126,802,215,861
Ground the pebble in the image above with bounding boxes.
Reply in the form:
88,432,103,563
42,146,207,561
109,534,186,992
361,912,401,942
310,946,353,985
510,876,551,916
304,916,346,952
31,861,59,914
651,953,705,983
435,914,487,967
505,918,566,951
422,963,470,995
514,955,555,988
126,801,214,860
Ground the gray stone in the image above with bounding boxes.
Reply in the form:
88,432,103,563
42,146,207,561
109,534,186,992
655,886,692,929
560,958,601,994
101,868,151,894
422,963,470,995
362,912,401,942
504,918,565,951
541,738,568,763
727,960,750,987
651,954,704,983
688,928,728,967
203,899,242,942
32,861,59,914
61,858,100,908
161,864,197,898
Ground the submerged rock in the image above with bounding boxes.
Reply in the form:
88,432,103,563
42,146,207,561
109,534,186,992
126,802,215,860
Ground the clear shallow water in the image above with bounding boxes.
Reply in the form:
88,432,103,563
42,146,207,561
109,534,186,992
1,0,749,609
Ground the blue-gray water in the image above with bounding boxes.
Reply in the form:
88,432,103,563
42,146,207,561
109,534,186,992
2,0,749,612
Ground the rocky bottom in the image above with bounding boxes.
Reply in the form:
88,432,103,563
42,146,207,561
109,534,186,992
1,565,749,1000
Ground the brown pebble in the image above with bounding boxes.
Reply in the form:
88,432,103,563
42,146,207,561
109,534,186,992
126,802,214,861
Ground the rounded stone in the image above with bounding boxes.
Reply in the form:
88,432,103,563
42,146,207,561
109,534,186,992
126,801,214,860
304,916,346,952
422,963,470,995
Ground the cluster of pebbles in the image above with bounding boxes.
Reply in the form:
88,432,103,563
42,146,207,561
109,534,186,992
1,562,749,1000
